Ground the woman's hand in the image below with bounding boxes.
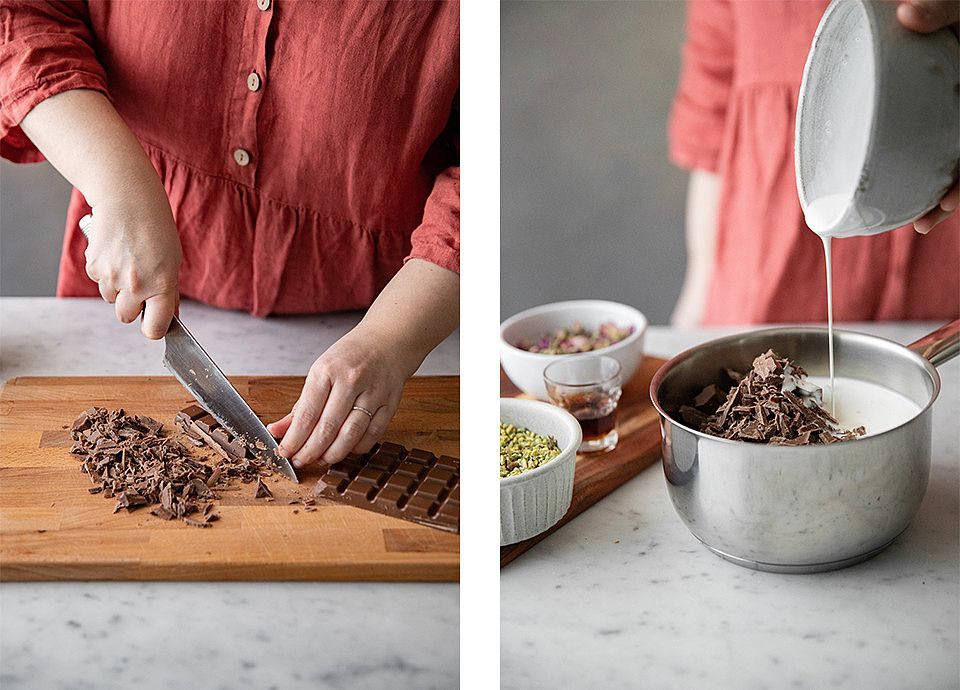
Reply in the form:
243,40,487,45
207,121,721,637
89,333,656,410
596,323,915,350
896,0,960,234
267,324,417,467
268,259,459,468
896,0,958,32
913,181,959,234
20,89,182,336
83,187,182,339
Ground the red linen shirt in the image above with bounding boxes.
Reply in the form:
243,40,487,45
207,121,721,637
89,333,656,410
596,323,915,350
1,0,459,317
669,0,958,324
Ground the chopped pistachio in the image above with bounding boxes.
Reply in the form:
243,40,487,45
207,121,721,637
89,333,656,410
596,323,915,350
500,423,562,478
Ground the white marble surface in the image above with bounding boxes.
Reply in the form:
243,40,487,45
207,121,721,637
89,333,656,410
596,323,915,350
502,321,960,690
0,297,459,379
0,298,459,690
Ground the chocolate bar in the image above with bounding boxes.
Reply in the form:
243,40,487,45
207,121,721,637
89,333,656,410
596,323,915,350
175,405,460,533
313,442,460,533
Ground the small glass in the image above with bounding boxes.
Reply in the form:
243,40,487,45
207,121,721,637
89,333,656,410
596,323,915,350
543,356,622,453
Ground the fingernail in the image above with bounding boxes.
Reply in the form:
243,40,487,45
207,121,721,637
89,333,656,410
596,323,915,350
915,220,931,234
292,459,302,468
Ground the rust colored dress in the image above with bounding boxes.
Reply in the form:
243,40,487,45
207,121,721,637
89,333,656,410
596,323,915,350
1,1,459,316
669,0,958,324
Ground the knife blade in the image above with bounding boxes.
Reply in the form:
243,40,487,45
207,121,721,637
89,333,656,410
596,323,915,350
162,315,298,483
78,213,297,482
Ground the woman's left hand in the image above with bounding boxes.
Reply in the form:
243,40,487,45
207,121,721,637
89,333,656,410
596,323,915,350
267,324,416,467
913,180,959,234
267,258,459,468
267,324,417,468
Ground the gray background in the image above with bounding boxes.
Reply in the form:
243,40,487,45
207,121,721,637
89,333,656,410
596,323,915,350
501,0,688,325
0,159,72,296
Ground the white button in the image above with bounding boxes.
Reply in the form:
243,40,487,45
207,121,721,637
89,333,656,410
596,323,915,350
247,72,261,92
233,148,251,166
257,0,270,10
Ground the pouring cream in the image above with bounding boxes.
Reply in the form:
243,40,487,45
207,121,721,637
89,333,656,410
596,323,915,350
803,195,847,416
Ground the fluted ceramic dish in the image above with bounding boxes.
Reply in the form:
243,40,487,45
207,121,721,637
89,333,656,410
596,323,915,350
500,398,582,546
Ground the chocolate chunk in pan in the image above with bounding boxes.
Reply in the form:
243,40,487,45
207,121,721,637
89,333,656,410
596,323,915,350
689,350,865,445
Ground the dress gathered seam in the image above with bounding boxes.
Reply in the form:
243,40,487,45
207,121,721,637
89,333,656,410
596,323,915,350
138,139,409,239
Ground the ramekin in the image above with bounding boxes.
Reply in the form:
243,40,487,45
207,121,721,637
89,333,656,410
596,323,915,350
500,398,582,546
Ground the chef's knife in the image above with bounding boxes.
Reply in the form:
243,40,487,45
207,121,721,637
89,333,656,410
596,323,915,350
79,214,298,483
162,315,298,482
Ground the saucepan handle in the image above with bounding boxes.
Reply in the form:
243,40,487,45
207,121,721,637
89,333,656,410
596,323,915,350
907,319,960,368
78,213,150,320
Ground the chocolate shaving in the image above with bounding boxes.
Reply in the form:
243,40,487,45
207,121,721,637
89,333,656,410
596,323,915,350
254,477,273,499
174,405,273,483
684,350,866,445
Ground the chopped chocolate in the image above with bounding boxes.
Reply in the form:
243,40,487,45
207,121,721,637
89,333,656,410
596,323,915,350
311,444,460,533
683,350,865,445
70,406,275,528
693,383,724,410
174,405,274,483
254,477,273,499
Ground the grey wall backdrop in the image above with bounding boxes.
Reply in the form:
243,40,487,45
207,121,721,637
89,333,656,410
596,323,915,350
501,0,688,325
1,160,72,296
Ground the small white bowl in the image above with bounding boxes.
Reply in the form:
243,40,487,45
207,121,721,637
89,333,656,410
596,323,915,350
500,300,647,400
500,398,582,546
796,0,959,237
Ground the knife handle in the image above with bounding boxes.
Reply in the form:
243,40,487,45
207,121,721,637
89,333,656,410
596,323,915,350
78,213,151,320
79,213,93,238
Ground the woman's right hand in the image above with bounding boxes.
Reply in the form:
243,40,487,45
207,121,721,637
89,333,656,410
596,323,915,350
82,183,182,339
19,90,182,338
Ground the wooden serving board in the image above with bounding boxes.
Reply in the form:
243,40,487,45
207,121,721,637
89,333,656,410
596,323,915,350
0,376,459,582
500,356,667,567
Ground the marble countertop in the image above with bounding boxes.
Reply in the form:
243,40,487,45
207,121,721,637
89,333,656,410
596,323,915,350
0,298,459,690
502,321,960,690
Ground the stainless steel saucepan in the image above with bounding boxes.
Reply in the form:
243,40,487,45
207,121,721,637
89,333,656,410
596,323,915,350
650,320,958,574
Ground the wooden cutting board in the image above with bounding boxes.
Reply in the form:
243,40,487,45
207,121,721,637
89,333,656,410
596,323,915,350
0,376,458,582
500,356,667,567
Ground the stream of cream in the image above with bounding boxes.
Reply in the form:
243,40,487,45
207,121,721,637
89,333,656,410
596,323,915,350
804,195,850,415
822,235,835,415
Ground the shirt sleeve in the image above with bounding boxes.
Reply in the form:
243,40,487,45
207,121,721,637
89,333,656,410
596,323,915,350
406,93,459,275
0,1,109,163
667,0,735,173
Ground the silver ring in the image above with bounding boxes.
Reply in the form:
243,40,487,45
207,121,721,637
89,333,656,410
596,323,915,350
351,405,375,419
